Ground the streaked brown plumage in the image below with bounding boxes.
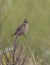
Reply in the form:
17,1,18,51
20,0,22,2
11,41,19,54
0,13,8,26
12,19,29,39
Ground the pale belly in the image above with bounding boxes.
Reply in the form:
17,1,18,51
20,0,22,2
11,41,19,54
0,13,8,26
17,24,29,35
23,24,29,33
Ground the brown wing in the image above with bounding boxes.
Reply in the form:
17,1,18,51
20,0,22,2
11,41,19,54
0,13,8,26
14,24,24,35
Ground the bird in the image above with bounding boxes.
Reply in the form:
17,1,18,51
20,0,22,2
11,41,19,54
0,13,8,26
12,19,29,40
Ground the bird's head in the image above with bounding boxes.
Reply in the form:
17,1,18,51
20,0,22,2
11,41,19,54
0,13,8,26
23,19,28,24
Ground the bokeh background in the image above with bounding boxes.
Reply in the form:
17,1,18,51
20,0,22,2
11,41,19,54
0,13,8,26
0,0,50,64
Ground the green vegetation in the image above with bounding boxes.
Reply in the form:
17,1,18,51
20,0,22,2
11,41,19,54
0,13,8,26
0,0,50,65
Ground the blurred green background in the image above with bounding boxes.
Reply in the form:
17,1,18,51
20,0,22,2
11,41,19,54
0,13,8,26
0,0,50,49
0,0,50,61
